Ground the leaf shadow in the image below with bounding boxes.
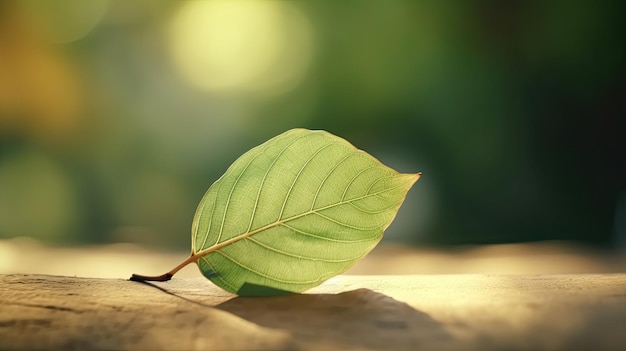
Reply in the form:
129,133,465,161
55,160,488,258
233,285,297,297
132,280,453,350
216,288,453,350
131,280,219,309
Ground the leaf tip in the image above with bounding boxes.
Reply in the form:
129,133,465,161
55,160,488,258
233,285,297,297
405,172,422,185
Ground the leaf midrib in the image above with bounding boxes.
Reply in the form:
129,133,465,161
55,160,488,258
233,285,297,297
192,179,410,257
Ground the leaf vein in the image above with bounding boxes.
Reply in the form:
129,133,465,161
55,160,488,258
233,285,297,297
278,143,333,221
341,165,378,201
198,178,222,252
310,152,355,210
348,201,397,214
200,256,237,292
245,132,313,234
280,223,377,243
246,237,365,262
215,250,325,285
314,211,382,231
216,155,260,246
366,173,389,195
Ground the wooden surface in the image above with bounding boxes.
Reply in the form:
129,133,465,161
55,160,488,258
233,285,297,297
1,274,625,350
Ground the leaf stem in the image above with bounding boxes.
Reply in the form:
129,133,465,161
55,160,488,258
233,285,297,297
129,254,198,282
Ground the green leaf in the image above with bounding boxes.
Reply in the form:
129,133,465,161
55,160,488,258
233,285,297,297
189,129,420,296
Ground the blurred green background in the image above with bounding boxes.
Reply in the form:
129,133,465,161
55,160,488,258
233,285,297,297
0,0,624,250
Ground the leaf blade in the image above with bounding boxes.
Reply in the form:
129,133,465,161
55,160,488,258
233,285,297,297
192,129,420,295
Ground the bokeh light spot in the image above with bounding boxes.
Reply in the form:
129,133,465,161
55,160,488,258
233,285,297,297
168,1,313,95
